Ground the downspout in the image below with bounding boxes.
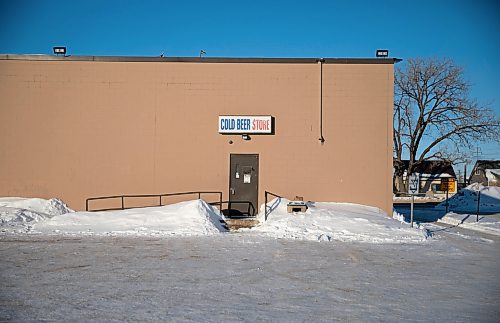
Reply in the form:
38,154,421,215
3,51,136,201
317,58,325,144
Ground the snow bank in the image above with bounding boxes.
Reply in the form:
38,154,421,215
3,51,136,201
485,169,500,182
438,212,500,236
0,197,73,216
392,210,407,223
0,197,73,233
1,198,226,236
1,196,431,242
32,199,227,236
436,183,500,213
245,199,429,243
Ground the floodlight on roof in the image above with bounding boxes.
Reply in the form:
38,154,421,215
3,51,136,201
53,46,66,56
376,49,389,57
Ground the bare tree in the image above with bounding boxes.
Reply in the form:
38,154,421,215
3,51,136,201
394,58,500,193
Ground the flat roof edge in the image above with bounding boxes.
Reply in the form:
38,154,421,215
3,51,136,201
0,54,402,64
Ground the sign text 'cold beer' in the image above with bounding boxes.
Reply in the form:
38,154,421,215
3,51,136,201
218,116,272,134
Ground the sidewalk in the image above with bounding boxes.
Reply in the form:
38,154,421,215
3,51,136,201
438,212,500,236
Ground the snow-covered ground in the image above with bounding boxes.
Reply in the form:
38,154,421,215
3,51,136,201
245,198,429,243
394,184,500,229
0,197,73,232
0,198,226,236
435,183,500,213
1,197,499,321
432,184,500,235
2,193,498,241
1,197,429,243
438,212,500,236
1,232,498,321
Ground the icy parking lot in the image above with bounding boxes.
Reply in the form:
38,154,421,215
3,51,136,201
1,230,499,321
1,196,499,321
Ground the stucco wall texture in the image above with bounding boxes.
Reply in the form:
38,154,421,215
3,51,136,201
0,57,394,214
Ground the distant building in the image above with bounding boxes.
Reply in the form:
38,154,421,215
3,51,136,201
469,160,500,186
395,160,457,197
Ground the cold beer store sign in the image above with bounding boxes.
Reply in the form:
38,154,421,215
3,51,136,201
218,116,272,134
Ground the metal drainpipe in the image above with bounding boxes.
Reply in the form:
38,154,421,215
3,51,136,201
318,58,325,144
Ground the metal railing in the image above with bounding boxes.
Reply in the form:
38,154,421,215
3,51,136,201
264,191,282,221
86,191,223,212
218,200,256,217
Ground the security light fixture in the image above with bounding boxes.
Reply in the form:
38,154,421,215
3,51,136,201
53,46,66,56
242,134,251,141
376,49,389,57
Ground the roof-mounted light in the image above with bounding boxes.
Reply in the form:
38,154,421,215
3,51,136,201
53,47,66,56
376,49,389,57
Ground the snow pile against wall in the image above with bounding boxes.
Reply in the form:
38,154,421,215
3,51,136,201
247,199,429,243
0,197,73,216
436,183,500,213
0,197,73,233
1,198,226,236
2,197,430,242
32,199,227,236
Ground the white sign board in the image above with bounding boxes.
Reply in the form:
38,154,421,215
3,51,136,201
219,116,272,134
408,174,420,195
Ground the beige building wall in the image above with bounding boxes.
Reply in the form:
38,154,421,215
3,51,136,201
0,56,395,214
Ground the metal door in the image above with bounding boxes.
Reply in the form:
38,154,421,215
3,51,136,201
228,154,259,217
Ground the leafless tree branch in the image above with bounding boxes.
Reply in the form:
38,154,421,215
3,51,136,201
393,57,500,193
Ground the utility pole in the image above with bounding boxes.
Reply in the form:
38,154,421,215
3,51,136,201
473,146,482,160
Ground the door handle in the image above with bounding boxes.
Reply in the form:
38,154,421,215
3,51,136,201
230,188,235,195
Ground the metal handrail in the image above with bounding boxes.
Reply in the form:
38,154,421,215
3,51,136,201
86,191,223,212
217,200,256,217
264,191,282,221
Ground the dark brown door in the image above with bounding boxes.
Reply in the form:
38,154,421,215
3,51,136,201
228,154,259,217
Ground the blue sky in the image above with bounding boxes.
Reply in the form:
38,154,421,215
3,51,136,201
1,0,499,167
